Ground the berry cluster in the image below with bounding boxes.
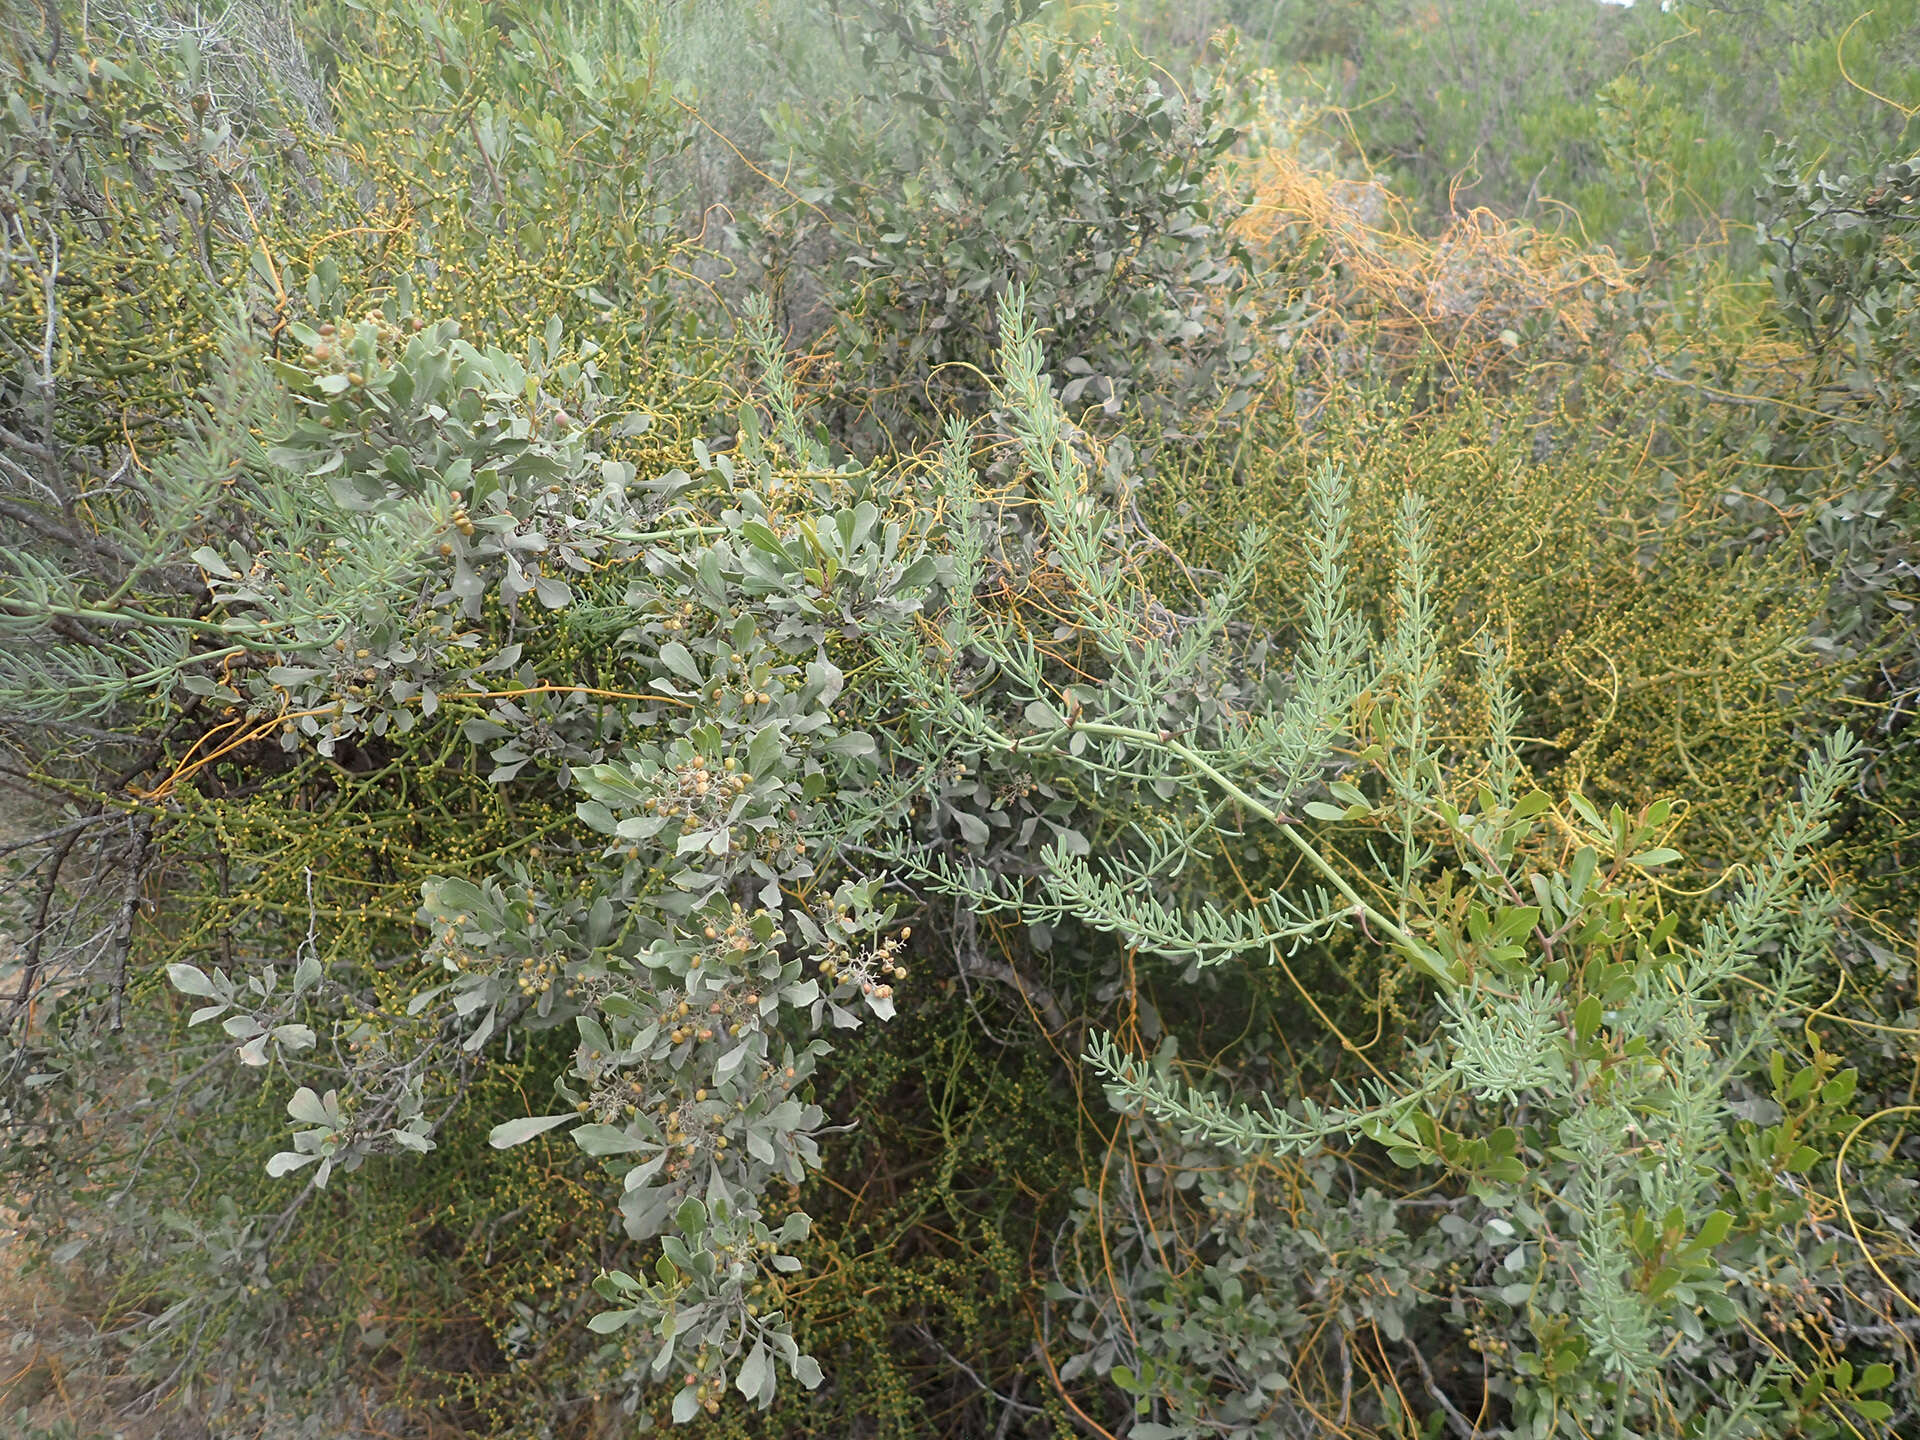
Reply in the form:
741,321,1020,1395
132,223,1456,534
326,635,384,701
681,1352,725,1416
447,488,476,539
816,924,910,1003
301,312,426,396
1462,1320,1513,1360
514,952,562,997
1757,1270,1835,1337
644,753,752,827
656,600,699,634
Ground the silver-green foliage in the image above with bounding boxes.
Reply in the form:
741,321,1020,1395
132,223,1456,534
878,289,1883,1436
119,291,943,1419
10,251,1901,1430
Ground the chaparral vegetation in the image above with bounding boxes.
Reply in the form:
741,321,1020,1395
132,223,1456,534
2,2,1916,1437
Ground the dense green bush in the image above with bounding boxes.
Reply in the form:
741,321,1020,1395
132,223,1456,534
1752,146,1920,692
733,0,1257,444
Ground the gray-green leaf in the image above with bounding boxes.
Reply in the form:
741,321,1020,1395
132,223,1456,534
488,1113,576,1149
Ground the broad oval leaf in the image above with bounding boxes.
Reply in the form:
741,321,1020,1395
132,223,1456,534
487,1112,576,1149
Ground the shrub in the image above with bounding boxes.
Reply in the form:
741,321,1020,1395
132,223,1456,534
734,0,1257,443
3,4,1917,1438
859,294,1913,1436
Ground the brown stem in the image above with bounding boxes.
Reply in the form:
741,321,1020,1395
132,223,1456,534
1406,1335,1482,1440
6,827,83,1030
0,496,135,567
959,949,1069,1034
107,811,155,1033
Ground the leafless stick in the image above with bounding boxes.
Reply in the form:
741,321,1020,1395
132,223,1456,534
6,826,83,1029
1407,1336,1482,1440
911,1323,1042,1421
958,947,1069,1034
0,418,58,463
107,810,155,1032
0,812,112,860
0,495,135,566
